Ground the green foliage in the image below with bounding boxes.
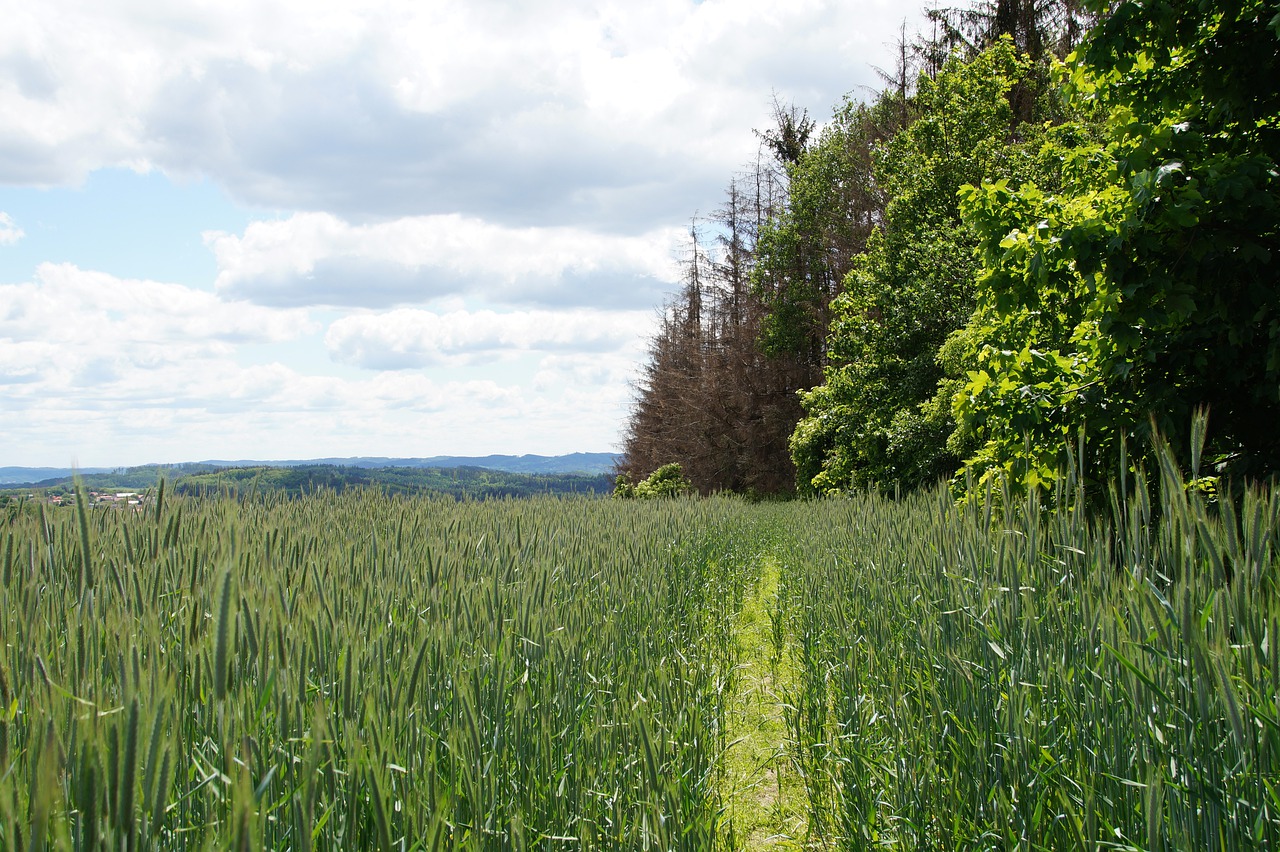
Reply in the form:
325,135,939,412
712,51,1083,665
792,41,1084,494
955,0,1280,494
619,462,693,499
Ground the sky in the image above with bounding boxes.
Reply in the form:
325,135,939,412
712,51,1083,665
0,0,912,467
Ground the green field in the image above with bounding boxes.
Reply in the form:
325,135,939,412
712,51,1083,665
1,458,1276,849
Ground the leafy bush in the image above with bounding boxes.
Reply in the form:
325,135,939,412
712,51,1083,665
613,471,636,498
617,463,693,499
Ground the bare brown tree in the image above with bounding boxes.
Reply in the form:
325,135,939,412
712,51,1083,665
620,158,802,494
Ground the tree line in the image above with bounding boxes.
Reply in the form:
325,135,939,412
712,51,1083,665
621,0,1280,499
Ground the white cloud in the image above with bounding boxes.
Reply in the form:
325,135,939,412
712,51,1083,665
0,262,316,403
0,212,23,244
325,307,650,368
0,261,640,464
0,346,629,465
0,0,903,227
0,0,914,465
206,213,683,308
0,262,314,352
533,351,640,392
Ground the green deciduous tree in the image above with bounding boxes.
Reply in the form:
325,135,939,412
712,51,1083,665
954,0,1280,494
792,41,1084,494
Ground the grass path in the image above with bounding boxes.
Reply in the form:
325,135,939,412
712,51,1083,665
721,554,811,849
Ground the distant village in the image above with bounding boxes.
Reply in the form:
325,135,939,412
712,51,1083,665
45,491,147,508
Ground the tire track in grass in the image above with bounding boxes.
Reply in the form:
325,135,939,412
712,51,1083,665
722,554,810,849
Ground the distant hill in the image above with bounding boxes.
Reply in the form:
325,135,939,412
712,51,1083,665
0,453,620,486
0,464,613,501
174,465,614,500
2,463,230,489
0,466,113,485
198,452,620,476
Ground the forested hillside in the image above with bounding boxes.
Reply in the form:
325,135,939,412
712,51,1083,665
2,464,613,501
173,465,612,499
622,0,1280,498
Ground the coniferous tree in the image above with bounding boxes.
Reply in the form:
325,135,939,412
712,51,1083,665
621,161,797,494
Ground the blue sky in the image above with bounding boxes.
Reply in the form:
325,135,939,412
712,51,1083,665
0,170,252,287
0,0,907,467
